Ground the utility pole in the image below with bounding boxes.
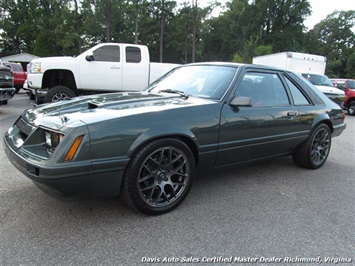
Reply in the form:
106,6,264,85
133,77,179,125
192,0,197,62
160,0,165,62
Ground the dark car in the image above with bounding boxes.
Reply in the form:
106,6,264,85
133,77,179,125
3,62,27,93
4,63,346,214
0,60,16,105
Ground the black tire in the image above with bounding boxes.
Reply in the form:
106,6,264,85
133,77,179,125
29,90,35,100
122,138,196,215
44,86,76,103
0,100,8,105
347,102,355,116
292,124,331,169
15,87,20,93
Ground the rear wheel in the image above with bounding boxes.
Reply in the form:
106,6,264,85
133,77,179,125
292,124,331,169
44,86,76,103
122,138,195,215
347,102,355,116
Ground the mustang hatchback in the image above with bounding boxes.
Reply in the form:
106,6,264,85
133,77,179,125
4,63,346,215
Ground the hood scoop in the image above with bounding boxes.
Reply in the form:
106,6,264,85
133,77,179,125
88,101,103,109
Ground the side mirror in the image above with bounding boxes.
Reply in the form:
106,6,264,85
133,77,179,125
230,96,253,107
85,54,95,62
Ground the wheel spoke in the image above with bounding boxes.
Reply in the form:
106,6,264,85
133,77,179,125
138,145,190,208
311,129,330,165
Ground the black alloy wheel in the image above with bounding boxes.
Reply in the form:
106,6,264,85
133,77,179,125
292,124,331,169
122,138,195,215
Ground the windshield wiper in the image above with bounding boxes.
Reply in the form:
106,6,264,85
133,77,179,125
159,89,189,99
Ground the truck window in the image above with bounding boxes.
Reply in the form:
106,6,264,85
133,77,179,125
93,45,120,62
126,46,141,63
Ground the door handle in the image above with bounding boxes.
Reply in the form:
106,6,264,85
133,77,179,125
287,111,299,117
110,66,121,69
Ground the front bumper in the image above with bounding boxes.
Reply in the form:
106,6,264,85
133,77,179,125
3,132,125,200
0,87,16,101
325,94,347,107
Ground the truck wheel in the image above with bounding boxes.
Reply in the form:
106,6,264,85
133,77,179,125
347,102,355,116
0,100,8,105
122,138,195,215
44,86,76,103
29,91,35,100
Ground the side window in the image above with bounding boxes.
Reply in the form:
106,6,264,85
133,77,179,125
126,46,141,63
285,77,311,105
93,45,120,62
14,64,22,71
236,72,290,107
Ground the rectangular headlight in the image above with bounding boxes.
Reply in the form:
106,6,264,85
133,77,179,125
45,131,64,149
30,62,41,73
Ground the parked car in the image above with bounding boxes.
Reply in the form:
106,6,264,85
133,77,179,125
0,59,16,105
301,73,346,107
4,63,346,214
3,61,27,93
330,78,355,115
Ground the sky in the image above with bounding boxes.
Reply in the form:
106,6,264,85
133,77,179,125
304,0,355,30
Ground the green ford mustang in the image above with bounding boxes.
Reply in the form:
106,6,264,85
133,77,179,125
4,63,346,214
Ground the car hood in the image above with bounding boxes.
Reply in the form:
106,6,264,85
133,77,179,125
22,92,210,130
314,85,345,95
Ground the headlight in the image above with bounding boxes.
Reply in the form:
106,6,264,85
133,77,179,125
30,62,41,73
45,131,64,150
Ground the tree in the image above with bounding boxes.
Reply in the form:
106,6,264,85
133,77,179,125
309,10,355,77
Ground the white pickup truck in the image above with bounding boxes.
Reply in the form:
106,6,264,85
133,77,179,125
27,43,180,103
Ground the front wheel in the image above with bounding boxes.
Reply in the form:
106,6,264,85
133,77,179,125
122,139,196,215
292,124,331,169
44,86,76,103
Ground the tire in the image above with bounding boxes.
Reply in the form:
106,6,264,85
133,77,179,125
0,100,8,105
122,138,196,215
44,86,76,103
292,124,331,169
347,102,355,116
29,90,35,100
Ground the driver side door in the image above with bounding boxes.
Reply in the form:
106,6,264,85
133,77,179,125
215,69,301,167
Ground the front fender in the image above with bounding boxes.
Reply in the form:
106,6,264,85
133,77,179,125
127,125,198,157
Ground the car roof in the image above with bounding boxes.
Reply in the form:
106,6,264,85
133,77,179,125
331,78,354,82
185,62,289,73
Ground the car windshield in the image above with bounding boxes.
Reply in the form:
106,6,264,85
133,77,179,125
302,73,334,87
147,65,237,100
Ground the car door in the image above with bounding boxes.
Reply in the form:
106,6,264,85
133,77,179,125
79,44,123,91
215,69,302,167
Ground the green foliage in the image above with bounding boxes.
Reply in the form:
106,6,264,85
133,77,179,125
346,52,355,78
309,10,355,77
0,0,353,77
254,45,273,56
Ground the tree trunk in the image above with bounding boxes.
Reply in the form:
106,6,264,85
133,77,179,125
160,0,165,62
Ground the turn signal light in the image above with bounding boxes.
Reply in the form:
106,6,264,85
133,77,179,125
64,136,84,161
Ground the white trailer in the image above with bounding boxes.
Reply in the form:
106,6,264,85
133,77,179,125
252,52,327,75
